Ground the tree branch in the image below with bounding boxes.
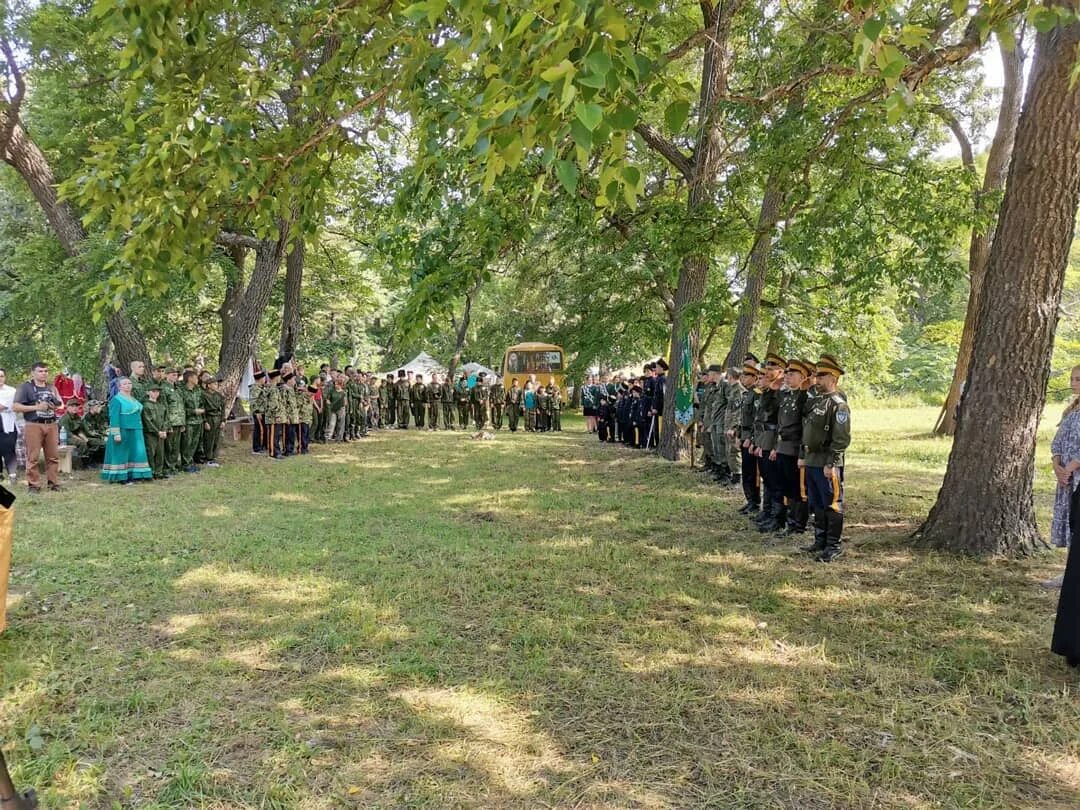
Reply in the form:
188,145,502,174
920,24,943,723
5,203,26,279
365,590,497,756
216,231,265,251
634,123,693,180
931,104,975,171
0,33,27,157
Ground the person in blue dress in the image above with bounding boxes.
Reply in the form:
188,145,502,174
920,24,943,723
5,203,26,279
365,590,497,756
1047,365,1080,586
101,377,153,485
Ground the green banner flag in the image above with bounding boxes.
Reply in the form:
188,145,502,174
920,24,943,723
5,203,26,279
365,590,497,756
674,330,694,427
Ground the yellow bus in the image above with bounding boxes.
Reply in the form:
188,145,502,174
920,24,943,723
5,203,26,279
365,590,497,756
501,342,566,391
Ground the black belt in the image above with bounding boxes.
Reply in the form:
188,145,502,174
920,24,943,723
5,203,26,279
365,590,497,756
28,418,57,424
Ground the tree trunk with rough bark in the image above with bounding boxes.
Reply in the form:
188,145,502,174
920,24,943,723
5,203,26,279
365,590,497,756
2,120,150,368
658,1,731,461
217,226,291,411
725,179,783,369
447,276,483,378
218,244,247,369
279,239,304,360
918,13,1080,556
934,34,1025,436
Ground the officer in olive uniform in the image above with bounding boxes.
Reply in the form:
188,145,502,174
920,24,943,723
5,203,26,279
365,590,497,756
440,374,455,429
775,360,810,535
454,374,470,429
471,372,490,429
800,355,851,562
738,361,762,515
428,373,442,430
752,353,786,532
693,366,722,476
411,374,427,429
709,371,730,482
506,378,522,432
379,375,392,428
394,370,411,428
178,370,205,472
142,382,169,479
722,368,745,486
201,376,225,467
298,385,315,452
489,377,506,430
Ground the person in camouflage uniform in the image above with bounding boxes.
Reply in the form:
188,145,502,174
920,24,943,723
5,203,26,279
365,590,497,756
428,373,442,430
178,370,205,472
284,373,301,454
536,383,551,432
249,369,268,454
265,369,285,458
506,378,522,432
298,385,315,453
129,360,150,404
489,377,505,430
395,370,411,429
161,368,186,474
440,373,455,429
547,378,562,432
411,373,427,429
454,373,470,429
470,372,490,429
326,374,347,441
141,383,169,479
201,377,225,467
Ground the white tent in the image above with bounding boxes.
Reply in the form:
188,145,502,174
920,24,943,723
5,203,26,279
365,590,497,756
384,352,448,377
461,361,498,379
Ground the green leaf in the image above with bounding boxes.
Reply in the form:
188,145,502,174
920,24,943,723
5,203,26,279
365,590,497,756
555,159,578,195
664,99,691,133
540,60,575,83
575,102,604,131
862,18,886,42
608,104,638,130
577,72,608,89
621,165,641,188
403,2,432,23
586,50,612,76
1030,7,1061,33
510,11,536,39
570,119,593,152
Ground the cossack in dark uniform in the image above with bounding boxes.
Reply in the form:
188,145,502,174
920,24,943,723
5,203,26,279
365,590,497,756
801,354,851,562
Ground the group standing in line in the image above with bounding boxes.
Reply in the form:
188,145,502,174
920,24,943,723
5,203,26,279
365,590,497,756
580,360,668,450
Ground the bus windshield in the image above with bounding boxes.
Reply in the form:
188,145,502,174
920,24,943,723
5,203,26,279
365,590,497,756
505,350,564,374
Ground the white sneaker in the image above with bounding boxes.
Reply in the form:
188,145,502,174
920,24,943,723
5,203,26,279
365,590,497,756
1040,574,1065,589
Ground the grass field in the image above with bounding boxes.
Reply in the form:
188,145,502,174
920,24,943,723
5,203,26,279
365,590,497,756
1,406,1078,808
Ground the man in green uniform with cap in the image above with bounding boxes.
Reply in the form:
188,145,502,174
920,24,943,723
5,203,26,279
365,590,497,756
489,376,505,430
738,359,763,515
142,382,169,479
394,370,411,428
455,373,470,429
800,354,851,562
506,378,522,432
178,370,205,472
440,373,455,429
722,367,746,487
471,372,490,429
201,377,225,467
428,373,442,430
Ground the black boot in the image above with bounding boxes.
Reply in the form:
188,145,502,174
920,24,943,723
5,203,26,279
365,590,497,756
753,496,774,526
784,501,808,535
769,503,789,535
800,510,827,554
759,499,786,533
817,511,845,562
737,500,757,515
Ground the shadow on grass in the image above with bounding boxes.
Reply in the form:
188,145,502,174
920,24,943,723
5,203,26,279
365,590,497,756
2,423,1079,807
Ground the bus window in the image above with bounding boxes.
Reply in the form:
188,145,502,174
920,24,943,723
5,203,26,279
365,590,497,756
533,351,563,372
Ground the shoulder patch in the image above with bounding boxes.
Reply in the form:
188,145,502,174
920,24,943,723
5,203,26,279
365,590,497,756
835,410,848,425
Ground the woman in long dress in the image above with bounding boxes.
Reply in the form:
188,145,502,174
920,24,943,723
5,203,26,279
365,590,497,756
1052,485,1080,668
101,377,153,485
1047,366,1080,586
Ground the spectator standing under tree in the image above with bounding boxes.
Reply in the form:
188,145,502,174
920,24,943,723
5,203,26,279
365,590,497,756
101,377,153,485
12,362,63,493
0,369,17,485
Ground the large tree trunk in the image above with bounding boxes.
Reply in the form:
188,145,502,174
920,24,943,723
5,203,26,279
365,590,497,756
218,244,247,369
658,1,731,460
217,226,291,411
724,178,783,368
2,120,150,369
934,34,1025,435
447,276,483,377
278,239,304,359
918,12,1080,556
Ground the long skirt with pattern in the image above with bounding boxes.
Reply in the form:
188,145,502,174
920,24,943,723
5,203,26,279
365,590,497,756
101,429,153,482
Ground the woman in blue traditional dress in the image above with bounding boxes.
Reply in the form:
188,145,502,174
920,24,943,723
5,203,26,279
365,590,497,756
101,377,153,485
1048,366,1080,586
